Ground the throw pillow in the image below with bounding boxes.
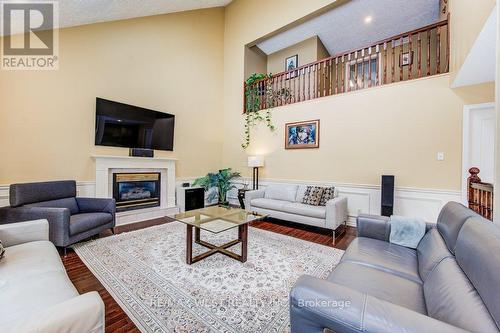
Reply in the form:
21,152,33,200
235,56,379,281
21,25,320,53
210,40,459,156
320,186,336,206
0,240,4,261
302,186,324,206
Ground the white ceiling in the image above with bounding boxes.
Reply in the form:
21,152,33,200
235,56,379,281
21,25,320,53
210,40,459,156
2,0,232,36
452,6,497,88
257,0,440,56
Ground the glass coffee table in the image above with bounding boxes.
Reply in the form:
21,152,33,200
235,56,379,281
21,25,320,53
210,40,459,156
174,206,267,265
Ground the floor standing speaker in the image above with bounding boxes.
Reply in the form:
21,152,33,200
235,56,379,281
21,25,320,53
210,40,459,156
381,175,395,217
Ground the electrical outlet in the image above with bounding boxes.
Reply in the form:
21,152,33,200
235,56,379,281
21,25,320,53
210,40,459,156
437,152,445,161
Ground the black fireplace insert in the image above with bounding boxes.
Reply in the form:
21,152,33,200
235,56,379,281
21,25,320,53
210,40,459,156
113,173,161,212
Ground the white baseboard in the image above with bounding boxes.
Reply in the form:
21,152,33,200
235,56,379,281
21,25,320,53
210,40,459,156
1,178,462,228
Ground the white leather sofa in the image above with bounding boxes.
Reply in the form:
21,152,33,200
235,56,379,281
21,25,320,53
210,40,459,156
245,184,348,242
0,219,105,333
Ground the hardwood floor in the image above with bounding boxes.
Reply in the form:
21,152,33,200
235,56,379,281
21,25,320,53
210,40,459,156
61,217,357,332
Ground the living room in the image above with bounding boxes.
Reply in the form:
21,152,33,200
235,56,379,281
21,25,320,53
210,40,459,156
1,0,499,332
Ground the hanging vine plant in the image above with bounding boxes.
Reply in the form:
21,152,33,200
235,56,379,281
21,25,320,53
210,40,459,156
242,73,290,149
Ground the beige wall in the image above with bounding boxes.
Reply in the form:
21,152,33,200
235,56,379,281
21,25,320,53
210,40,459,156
449,0,496,77
223,0,495,191
1,0,495,192
267,36,329,74
0,8,225,184
244,46,267,78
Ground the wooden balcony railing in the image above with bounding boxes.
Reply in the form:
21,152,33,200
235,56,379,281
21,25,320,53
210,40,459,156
468,167,494,221
244,17,449,112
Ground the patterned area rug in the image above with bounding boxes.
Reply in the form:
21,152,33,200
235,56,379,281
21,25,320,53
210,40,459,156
73,222,344,333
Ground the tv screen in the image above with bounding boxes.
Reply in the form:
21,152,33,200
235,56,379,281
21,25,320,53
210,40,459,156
95,98,175,151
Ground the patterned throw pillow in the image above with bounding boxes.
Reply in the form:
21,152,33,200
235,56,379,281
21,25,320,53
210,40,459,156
0,240,4,261
302,186,324,206
320,186,336,206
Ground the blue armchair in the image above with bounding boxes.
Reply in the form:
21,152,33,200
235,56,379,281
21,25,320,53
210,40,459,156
0,180,115,251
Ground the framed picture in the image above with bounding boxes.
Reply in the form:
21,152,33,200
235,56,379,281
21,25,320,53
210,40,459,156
400,51,413,67
285,119,320,149
285,54,298,79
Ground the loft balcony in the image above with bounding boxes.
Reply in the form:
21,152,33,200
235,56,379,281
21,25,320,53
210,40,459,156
244,17,449,113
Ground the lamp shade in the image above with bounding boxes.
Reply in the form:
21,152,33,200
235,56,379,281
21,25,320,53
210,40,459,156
248,155,264,167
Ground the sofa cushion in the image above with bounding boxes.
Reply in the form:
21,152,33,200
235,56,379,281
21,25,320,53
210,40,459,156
302,186,324,206
264,185,298,202
295,185,308,202
328,261,426,314
69,213,113,236
250,198,288,211
341,237,421,283
436,201,479,254
282,202,326,219
0,241,79,326
455,217,500,331
26,197,80,215
9,180,77,207
416,228,452,281
423,257,498,332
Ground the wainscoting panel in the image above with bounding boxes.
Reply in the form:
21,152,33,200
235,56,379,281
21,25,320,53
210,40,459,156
1,178,461,227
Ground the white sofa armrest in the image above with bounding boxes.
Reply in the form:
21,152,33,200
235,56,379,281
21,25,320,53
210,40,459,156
0,219,49,247
244,189,266,211
325,197,348,230
8,292,105,333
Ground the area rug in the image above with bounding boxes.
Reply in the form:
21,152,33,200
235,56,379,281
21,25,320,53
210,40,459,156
73,222,344,333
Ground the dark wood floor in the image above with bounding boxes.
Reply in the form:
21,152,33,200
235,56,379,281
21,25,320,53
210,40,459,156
61,218,357,333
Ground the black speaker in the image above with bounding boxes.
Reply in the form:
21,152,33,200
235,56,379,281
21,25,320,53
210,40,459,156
129,148,154,158
381,175,395,217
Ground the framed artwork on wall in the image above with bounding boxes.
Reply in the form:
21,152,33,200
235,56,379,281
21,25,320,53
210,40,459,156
400,51,413,67
285,54,298,79
285,119,320,149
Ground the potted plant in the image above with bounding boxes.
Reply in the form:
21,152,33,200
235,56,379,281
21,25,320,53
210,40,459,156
193,168,241,206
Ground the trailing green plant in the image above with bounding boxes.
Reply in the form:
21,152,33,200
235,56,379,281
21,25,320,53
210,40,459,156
242,73,291,149
193,168,241,205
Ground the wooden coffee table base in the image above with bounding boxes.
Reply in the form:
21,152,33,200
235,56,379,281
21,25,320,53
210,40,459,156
186,224,248,265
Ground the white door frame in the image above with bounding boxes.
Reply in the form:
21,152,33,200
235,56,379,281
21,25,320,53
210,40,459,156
462,102,496,204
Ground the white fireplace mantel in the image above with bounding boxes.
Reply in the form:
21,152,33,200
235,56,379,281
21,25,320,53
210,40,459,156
92,155,178,225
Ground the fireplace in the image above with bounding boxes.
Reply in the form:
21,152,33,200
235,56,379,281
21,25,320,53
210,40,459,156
113,173,161,212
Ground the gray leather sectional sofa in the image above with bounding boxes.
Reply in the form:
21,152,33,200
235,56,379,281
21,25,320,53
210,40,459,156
290,202,500,333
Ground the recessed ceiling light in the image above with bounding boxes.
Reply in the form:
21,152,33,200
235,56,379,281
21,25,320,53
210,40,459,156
364,16,373,24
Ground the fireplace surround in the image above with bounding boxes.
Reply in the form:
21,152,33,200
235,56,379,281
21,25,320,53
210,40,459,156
93,155,178,225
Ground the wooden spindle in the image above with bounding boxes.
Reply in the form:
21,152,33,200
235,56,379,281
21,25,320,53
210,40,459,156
408,33,413,80
391,40,395,83
400,36,404,81
436,26,441,74
323,61,327,97
307,66,311,100
341,55,345,93
427,29,431,75
383,42,387,84
368,47,372,88
417,32,422,78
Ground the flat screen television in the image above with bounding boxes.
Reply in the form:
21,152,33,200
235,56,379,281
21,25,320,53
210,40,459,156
95,98,175,151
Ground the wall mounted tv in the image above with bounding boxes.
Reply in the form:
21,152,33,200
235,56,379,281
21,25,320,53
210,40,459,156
95,98,175,151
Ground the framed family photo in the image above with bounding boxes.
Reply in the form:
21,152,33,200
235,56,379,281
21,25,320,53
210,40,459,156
285,54,298,79
285,119,320,149
400,51,413,67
